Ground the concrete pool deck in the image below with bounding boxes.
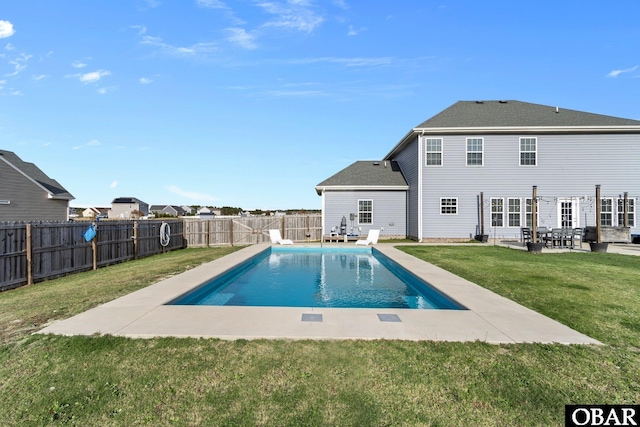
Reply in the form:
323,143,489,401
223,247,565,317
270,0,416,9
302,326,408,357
38,243,601,344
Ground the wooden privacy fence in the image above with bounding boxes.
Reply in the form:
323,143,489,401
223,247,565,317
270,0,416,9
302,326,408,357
183,215,322,247
0,220,185,291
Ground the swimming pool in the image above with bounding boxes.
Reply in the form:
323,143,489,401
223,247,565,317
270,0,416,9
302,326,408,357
169,247,465,310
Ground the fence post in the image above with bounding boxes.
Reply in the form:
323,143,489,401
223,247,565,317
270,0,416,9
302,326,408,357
281,216,285,240
229,218,234,247
92,222,98,270
206,220,210,248
26,223,33,285
133,221,138,260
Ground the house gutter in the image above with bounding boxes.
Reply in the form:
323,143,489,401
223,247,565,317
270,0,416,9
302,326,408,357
315,185,409,195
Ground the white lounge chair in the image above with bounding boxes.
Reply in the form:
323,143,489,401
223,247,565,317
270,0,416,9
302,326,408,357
269,229,293,245
355,229,380,246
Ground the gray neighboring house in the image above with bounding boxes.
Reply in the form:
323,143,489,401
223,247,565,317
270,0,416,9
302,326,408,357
109,197,149,219
318,100,640,240
315,160,408,238
0,150,74,222
150,205,187,217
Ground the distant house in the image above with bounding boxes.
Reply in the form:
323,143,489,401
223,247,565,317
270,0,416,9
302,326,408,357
196,207,215,217
109,197,149,219
181,205,195,215
317,100,640,240
150,205,188,217
82,207,109,218
0,150,75,222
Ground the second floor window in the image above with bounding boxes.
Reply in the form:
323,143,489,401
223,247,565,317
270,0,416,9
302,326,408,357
520,137,537,166
425,138,442,166
466,138,483,166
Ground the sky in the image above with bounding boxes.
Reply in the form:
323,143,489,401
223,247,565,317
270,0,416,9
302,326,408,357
1,1,639,210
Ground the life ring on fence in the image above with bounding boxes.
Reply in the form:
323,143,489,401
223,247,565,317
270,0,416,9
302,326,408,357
160,222,171,247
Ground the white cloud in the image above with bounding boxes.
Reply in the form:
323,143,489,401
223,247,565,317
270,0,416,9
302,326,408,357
4,43,15,51
131,25,147,35
141,35,218,56
97,86,116,94
79,70,111,83
226,27,258,50
110,181,118,188
196,0,227,8
257,1,324,33
347,25,365,36
289,56,393,67
139,77,153,84
73,139,101,149
0,20,15,38
71,60,88,68
5,53,32,77
166,185,218,202
607,66,638,78
32,74,48,81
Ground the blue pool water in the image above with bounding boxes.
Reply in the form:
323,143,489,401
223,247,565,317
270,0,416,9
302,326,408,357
169,247,465,310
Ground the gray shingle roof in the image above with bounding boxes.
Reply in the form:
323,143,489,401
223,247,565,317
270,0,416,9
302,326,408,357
0,149,74,200
416,100,640,128
315,160,408,194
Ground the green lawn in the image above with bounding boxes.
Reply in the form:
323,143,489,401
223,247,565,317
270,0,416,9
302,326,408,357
1,245,639,426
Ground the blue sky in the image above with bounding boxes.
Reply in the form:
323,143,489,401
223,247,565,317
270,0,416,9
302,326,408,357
1,1,639,210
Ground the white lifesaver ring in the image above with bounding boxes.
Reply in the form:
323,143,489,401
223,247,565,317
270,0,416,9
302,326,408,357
160,222,171,247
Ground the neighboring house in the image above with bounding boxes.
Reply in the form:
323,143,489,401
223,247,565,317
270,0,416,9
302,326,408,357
181,205,195,215
315,161,409,238
82,207,109,218
196,207,215,217
317,100,640,240
109,197,149,219
150,205,187,217
0,150,74,222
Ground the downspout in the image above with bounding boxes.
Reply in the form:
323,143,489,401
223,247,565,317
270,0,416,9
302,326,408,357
321,190,326,242
418,132,424,242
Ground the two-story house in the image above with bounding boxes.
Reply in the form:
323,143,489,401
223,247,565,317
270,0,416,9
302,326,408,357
316,100,640,240
0,150,74,222
109,197,149,219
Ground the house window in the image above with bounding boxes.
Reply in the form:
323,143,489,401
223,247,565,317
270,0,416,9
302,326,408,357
358,200,372,224
520,137,537,166
466,138,483,166
617,198,635,227
600,198,613,226
424,138,442,166
440,198,457,215
508,198,521,227
491,198,504,227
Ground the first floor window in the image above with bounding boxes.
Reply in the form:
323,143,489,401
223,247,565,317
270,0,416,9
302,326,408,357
425,138,443,166
358,200,372,224
525,198,534,227
440,198,457,215
491,198,504,227
600,198,613,226
508,198,521,227
617,198,636,227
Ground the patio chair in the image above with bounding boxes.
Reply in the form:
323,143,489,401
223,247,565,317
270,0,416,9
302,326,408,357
355,229,380,246
521,227,532,245
269,229,293,245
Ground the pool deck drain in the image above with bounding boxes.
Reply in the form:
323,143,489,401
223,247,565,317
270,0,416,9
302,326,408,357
38,244,601,344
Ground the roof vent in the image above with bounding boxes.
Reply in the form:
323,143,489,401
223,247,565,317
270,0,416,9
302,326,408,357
555,106,559,113
475,101,484,104
499,100,507,103
373,161,380,165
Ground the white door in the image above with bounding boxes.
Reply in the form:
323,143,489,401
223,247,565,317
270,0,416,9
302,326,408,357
557,198,579,228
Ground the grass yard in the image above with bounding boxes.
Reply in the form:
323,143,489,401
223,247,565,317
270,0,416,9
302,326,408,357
1,245,639,426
